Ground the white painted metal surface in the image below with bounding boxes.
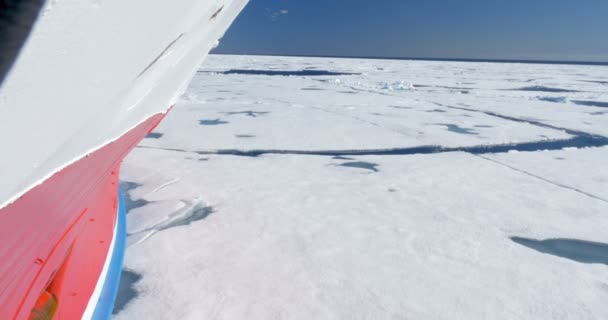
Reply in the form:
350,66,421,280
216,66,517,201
0,0,249,208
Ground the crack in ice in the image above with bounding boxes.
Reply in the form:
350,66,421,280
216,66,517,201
479,155,608,203
137,134,608,158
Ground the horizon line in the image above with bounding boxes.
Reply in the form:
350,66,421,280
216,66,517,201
212,52,608,67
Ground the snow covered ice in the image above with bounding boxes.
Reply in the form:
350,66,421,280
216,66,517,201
115,55,608,319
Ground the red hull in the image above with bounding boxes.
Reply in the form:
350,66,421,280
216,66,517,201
0,112,167,319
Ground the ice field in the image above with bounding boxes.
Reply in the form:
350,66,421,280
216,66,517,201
114,55,608,319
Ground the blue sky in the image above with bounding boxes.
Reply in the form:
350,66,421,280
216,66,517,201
214,0,608,62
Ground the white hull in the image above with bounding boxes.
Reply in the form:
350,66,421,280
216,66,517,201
0,0,248,208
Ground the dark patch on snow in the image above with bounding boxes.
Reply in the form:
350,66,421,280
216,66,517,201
121,181,141,193
332,156,355,160
338,161,379,172
112,269,142,314
129,204,216,240
199,158,209,161
199,119,228,125
221,111,269,118
511,237,608,265
338,91,359,94
157,206,215,232
427,109,447,113
589,111,607,116
436,123,478,135
369,112,384,116
413,84,474,90
389,106,413,110
124,199,149,213
474,125,494,128
145,132,163,139
521,116,544,122
537,96,568,103
388,188,397,193
300,87,326,91
444,86,475,90
235,134,255,138
511,86,579,93
120,181,149,213
579,80,608,85
554,157,566,160
572,100,608,108
210,69,361,77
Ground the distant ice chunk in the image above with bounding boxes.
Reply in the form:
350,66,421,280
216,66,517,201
381,81,413,91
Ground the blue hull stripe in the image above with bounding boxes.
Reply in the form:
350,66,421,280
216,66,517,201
91,186,127,320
